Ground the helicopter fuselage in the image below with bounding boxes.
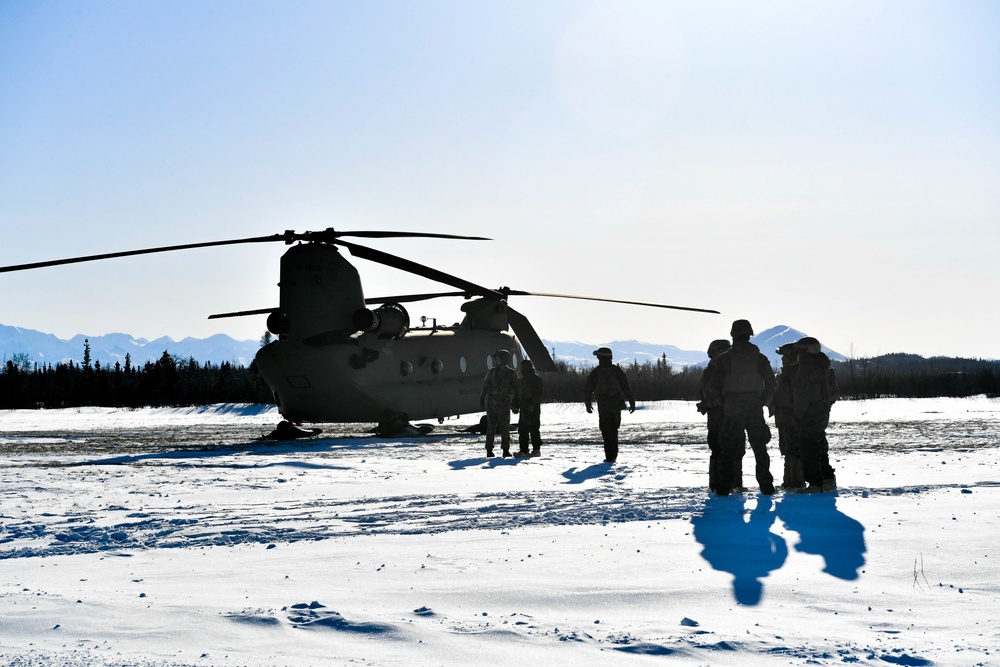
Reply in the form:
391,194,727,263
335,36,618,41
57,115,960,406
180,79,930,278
254,325,524,423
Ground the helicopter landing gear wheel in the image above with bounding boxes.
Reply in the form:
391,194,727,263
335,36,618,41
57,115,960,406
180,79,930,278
375,410,434,437
376,410,412,437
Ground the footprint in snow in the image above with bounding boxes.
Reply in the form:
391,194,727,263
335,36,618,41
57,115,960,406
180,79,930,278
287,602,399,636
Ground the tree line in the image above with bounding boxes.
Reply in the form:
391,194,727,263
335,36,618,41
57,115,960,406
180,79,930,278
0,341,272,410
544,353,1000,402
832,353,1000,400
2,343,998,411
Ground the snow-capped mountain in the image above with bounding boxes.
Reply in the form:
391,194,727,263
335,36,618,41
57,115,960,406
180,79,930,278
0,324,261,367
546,326,846,369
1,323,844,370
748,325,848,366
543,339,709,368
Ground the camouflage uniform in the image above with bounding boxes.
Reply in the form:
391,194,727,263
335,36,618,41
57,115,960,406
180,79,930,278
515,361,544,457
480,354,519,457
699,340,745,492
770,345,805,489
792,346,838,489
585,352,635,463
710,338,776,495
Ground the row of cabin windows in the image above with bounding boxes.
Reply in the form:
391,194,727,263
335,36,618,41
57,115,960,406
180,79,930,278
400,352,520,377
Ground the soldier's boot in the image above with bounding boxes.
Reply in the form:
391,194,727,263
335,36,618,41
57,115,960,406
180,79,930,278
821,475,837,492
759,464,776,496
530,446,540,457
784,454,806,488
502,448,512,458
733,453,747,492
486,448,495,458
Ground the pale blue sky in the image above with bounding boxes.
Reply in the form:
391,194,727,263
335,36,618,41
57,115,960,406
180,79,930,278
2,0,998,358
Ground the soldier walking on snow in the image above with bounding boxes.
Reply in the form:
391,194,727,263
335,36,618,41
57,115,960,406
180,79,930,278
708,320,777,496
480,349,519,458
584,347,636,463
514,359,544,458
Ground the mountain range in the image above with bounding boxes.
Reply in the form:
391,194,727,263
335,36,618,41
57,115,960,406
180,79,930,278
1,323,844,370
0,324,261,368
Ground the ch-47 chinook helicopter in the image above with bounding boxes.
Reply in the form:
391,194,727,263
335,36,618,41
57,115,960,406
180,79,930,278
1,228,718,434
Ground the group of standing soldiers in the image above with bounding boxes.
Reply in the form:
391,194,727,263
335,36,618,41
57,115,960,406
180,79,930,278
479,350,544,458
479,345,634,463
699,319,838,496
479,318,838,495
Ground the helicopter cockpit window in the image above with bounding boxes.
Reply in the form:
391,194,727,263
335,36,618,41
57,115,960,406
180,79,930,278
459,356,468,374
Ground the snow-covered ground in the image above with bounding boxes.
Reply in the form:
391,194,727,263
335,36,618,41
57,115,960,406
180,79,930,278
1,398,997,666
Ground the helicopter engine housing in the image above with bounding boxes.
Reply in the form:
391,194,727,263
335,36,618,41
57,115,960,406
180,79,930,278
352,302,409,339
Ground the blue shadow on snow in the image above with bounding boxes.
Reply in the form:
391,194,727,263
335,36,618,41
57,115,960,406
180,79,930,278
561,462,616,485
775,492,867,580
691,492,868,606
691,496,787,605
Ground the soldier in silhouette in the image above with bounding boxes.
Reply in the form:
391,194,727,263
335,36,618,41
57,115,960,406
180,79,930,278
480,349,519,457
769,343,805,489
792,337,839,492
699,339,745,492
584,347,635,463
514,359,544,458
708,320,776,496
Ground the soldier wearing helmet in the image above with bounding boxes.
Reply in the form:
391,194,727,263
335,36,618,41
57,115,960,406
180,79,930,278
584,347,636,463
708,319,777,496
769,342,805,489
792,337,839,491
698,339,745,492
514,359,544,458
480,349,520,457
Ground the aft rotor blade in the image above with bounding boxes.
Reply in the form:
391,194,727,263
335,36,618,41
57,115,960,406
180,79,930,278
364,291,470,305
506,306,558,372
337,239,503,299
502,290,719,314
0,234,286,274
208,307,277,320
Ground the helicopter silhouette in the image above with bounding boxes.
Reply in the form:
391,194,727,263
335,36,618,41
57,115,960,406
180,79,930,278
1,228,718,434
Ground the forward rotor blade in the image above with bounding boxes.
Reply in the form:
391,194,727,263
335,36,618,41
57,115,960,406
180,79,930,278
0,229,488,274
501,290,719,314
0,234,286,274
330,231,491,241
506,306,558,372
337,239,503,299
208,307,277,320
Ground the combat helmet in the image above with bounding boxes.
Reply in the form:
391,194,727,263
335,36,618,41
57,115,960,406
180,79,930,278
795,337,822,354
776,343,797,357
593,347,613,359
494,349,512,364
707,339,731,359
730,319,754,338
